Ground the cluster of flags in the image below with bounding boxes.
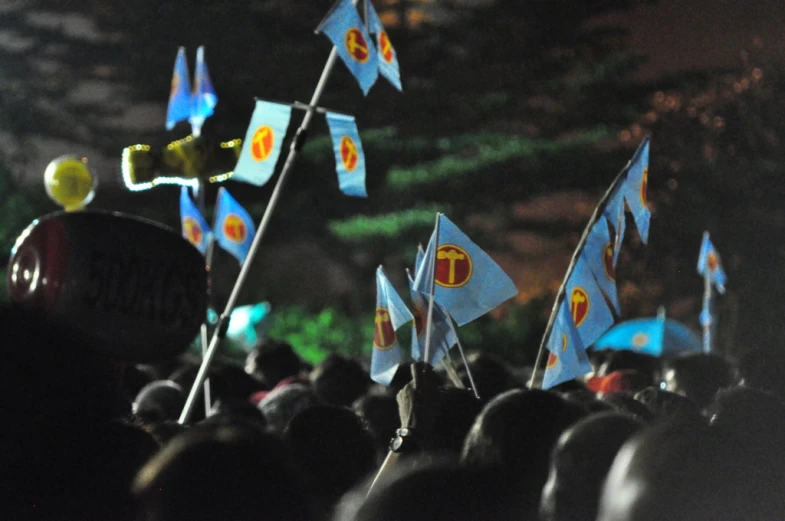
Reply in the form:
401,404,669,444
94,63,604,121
316,0,402,95
230,100,369,198
542,137,652,389
167,46,218,138
180,187,256,265
372,214,518,385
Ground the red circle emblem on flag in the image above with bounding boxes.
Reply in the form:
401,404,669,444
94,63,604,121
413,306,425,338
640,167,648,206
379,32,394,63
345,28,370,63
183,217,203,247
250,126,275,162
434,244,473,288
546,352,559,369
170,75,179,98
603,242,615,283
340,135,359,172
707,252,718,272
570,287,590,327
223,214,247,244
374,307,396,350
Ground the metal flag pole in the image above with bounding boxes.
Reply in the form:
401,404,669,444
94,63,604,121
527,163,631,389
178,46,342,424
449,317,480,399
702,271,712,353
422,213,442,366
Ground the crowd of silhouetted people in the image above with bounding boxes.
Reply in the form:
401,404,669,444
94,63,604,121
4,303,785,521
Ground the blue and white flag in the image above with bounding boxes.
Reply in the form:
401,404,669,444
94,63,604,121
408,269,458,367
413,214,518,326
565,255,615,347
325,112,367,197
189,46,218,138
582,219,621,314
697,232,727,294
166,47,191,130
213,188,256,264
542,300,592,389
233,100,292,187
372,267,414,385
316,0,379,95
365,0,402,91
179,187,212,255
603,185,626,267
623,136,651,244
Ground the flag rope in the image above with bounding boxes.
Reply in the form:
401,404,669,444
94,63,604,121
178,45,342,424
528,162,631,389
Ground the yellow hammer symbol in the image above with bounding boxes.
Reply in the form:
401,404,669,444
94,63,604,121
375,309,390,346
253,128,271,155
347,32,366,56
438,249,466,284
571,292,586,322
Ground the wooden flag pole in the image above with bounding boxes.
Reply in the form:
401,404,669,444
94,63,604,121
527,163,631,389
178,46,341,424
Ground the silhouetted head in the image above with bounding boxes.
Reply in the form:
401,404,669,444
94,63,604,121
663,353,736,409
602,392,655,423
597,350,659,386
738,349,785,401
245,338,305,388
347,462,519,521
458,352,520,400
311,354,371,407
133,423,314,521
461,389,586,518
428,387,485,455
257,382,318,434
541,412,644,521
202,398,267,432
285,405,376,508
133,380,185,423
598,417,785,521
634,387,703,421
352,392,400,461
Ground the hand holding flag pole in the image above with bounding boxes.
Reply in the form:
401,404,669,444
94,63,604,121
178,31,344,426
528,164,631,389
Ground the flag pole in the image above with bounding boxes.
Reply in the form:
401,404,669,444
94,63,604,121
450,317,480,399
178,46,342,425
528,163,630,389
702,271,712,353
193,181,215,418
423,213,442,366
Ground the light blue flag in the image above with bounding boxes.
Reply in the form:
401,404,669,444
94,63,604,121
408,269,458,367
189,46,218,138
166,47,191,130
372,267,414,385
365,0,402,91
623,136,651,244
232,100,292,187
316,0,378,95
543,300,592,389
213,188,256,264
565,255,615,347
594,317,667,358
325,112,368,197
179,187,212,255
603,186,626,266
582,219,621,314
413,214,519,326
697,232,726,294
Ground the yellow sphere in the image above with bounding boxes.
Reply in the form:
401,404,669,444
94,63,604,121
44,155,96,211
